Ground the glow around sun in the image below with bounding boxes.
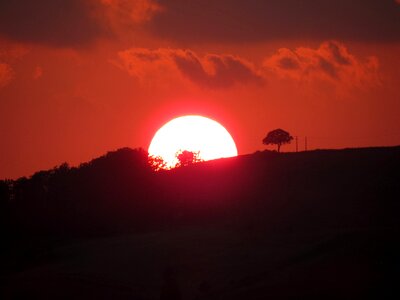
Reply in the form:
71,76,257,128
148,115,238,169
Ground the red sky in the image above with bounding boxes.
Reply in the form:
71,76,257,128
1,0,400,179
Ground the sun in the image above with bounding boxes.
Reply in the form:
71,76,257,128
148,115,238,169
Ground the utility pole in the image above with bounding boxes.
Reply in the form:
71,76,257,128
305,136,308,151
295,136,298,152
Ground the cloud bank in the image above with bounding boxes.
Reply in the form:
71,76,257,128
264,41,380,88
117,48,263,88
1,1,398,48
117,42,380,91
0,0,110,47
149,0,400,43
0,0,160,47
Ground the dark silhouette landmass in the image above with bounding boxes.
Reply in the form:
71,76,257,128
1,146,399,299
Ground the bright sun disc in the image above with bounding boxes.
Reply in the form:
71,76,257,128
148,115,238,168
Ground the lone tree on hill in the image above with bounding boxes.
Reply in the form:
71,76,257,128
263,129,293,152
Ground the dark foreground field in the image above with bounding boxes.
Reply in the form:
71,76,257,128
1,147,400,299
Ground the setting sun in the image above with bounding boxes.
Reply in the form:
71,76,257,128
148,115,238,168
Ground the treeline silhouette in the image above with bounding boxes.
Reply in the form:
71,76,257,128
0,148,156,238
1,146,400,280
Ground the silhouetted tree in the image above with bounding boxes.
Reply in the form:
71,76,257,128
263,128,293,152
149,155,168,171
175,150,203,168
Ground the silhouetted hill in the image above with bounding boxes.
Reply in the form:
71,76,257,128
1,146,399,299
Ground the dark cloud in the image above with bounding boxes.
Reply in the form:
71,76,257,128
117,48,263,88
264,41,380,88
278,56,300,70
0,0,165,47
327,42,351,66
118,42,379,90
148,0,400,43
0,0,109,47
171,51,263,88
171,51,208,85
318,57,338,78
2,1,397,47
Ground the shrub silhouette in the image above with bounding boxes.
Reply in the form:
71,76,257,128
148,155,168,171
175,150,203,167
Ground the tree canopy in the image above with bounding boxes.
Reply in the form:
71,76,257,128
175,150,203,167
263,129,293,152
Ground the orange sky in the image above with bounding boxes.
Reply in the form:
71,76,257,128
1,0,400,179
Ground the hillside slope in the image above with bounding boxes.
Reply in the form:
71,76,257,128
1,146,400,299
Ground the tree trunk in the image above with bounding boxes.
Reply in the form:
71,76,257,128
277,144,281,152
